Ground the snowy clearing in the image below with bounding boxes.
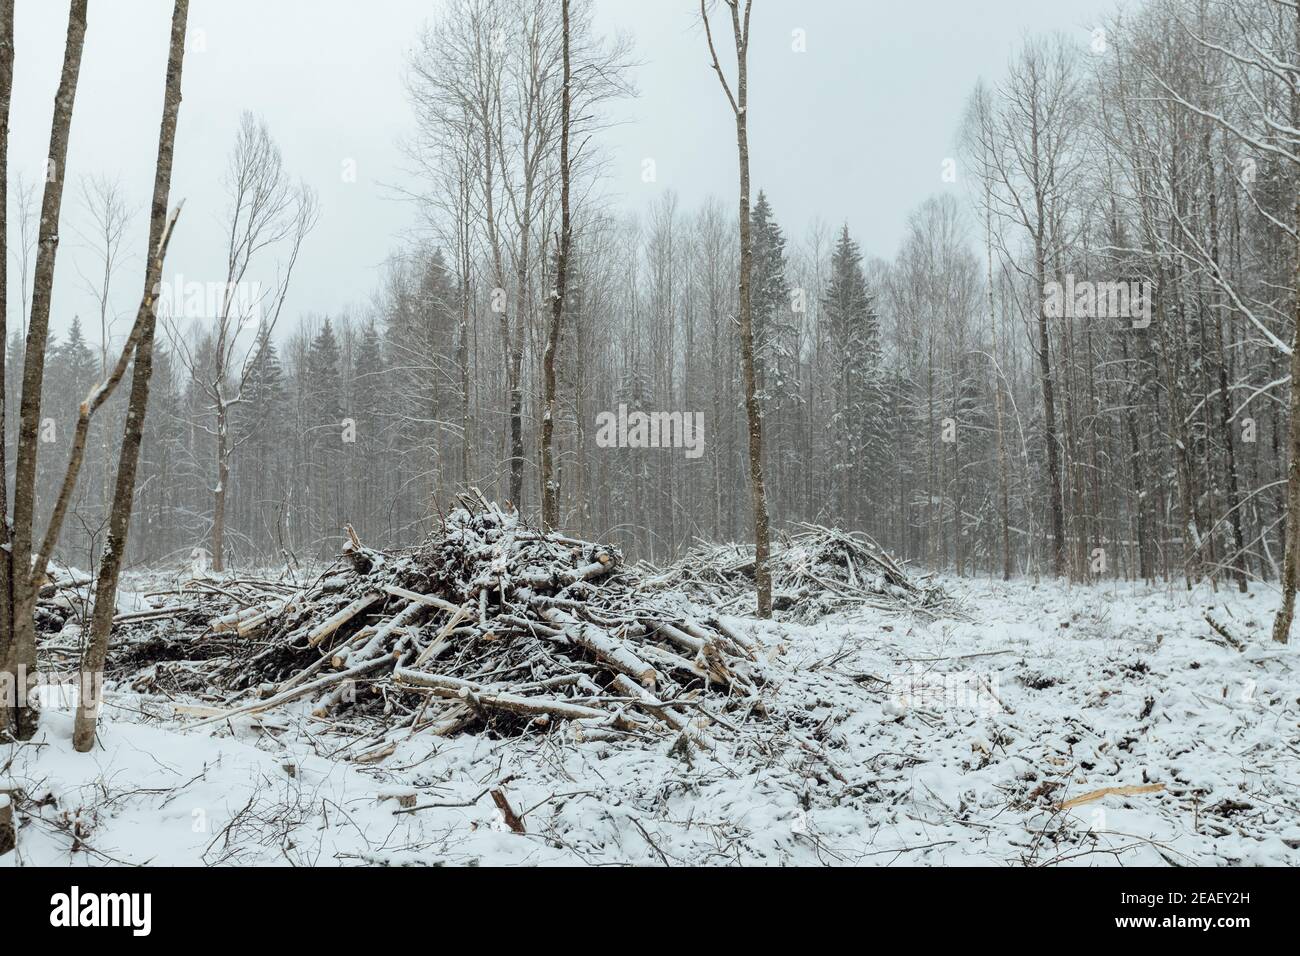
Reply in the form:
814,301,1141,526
4,576,1296,867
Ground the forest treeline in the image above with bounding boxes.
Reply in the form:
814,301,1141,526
12,0,1299,594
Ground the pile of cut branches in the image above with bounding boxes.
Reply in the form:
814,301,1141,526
91,576,302,685
119,495,765,749
35,564,93,634
644,523,955,622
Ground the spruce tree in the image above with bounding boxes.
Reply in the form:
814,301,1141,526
303,319,343,546
306,320,342,427
236,338,286,543
749,191,791,395
822,225,883,527
350,321,385,537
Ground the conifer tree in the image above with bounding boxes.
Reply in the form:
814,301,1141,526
822,225,882,526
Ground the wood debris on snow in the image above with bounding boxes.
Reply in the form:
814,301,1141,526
643,523,957,621
114,494,765,748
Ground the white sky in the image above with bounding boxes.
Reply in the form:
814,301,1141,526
7,0,1101,343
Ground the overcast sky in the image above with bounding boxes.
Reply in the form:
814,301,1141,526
8,0,1100,344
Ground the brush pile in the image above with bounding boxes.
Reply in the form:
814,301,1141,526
34,564,96,634
119,496,765,748
645,523,955,622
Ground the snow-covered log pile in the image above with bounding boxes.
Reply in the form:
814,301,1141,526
34,564,93,634
644,523,955,622
117,495,765,748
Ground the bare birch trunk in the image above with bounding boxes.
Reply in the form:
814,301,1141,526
212,424,228,571
0,0,13,739
702,0,772,617
1034,231,1065,578
459,225,472,488
33,206,188,583
1271,168,1300,643
987,204,1011,581
1204,140,1247,592
541,0,571,532
9,0,88,740
75,0,189,751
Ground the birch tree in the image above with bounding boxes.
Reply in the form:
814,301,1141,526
0,0,14,740
8,0,88,740
1144,0,1299,637
73,0,190,750
974,36,1083,578
540,0,571,530
701,0,773,617
168,113,316,572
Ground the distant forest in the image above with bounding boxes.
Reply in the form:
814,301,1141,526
14,0,1299,598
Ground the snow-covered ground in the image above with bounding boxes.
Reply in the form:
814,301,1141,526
4,576,1297,866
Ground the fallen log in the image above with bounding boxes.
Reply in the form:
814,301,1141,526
406,681,625,727
186,654,396,729
611,673,712,750
540,606,658,688
491,789,526,833
113,605,191,625
211,600,283,633
383,584,462,615
306,592,381,648
1060,783,1166,810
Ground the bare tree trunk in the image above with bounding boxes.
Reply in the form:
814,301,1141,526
926,335,937,566
508,316,525,511
1119,331,1152,581
1205,156,1247,592
458,169,473,489
74,214,180,748
9,0,88,740
702,0,772,618
1161,252,1203,588
187,115,314,574
0,0,14,739
988,209,1011,581
75,0,189,750
1034,231,1065,578
1274,2,1300,640
212,425,228,571
1271,181,1300,644
460,296,472,487
541,0,571,531
34,222,186,582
